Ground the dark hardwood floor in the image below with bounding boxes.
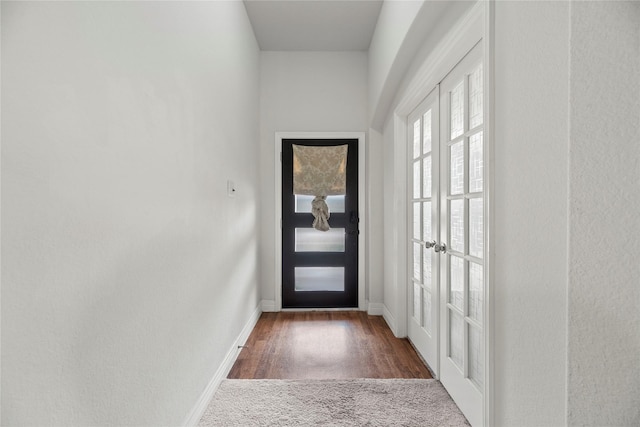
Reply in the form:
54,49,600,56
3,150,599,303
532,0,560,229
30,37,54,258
228,311,432,379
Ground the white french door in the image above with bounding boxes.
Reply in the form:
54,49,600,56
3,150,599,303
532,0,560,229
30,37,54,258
408,41,485,426
407,88,440,373
439,42,484,427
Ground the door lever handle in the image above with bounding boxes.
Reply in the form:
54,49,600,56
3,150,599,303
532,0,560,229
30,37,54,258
349,211,359,224
434,242,447,253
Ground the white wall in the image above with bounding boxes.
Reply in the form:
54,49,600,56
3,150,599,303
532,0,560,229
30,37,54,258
493,2,570,425
366,128,385,308
381,113,400,330
368,1,475,131
1,2,260,425
368,0,423,127
258,52,370,306
567,2,640,425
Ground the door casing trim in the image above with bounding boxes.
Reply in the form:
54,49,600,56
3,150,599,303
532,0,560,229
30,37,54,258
274,132,366,312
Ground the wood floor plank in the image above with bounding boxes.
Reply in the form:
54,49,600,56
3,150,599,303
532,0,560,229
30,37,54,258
227,311,432,379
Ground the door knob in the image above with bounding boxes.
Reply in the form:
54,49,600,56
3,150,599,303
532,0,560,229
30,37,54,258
425,240,436,249
434,243,447,253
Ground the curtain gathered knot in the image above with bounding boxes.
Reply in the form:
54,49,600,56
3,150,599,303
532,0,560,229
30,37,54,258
311,196,330,231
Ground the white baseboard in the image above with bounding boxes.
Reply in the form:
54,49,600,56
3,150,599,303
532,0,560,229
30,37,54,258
367,302,384,316
261,299,277,312
382,304,398,336
181,304,262,427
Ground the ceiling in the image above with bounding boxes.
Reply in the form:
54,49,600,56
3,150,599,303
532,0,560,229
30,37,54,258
243,0,384,51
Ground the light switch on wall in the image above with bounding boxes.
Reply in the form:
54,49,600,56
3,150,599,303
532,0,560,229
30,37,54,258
227,180,236,198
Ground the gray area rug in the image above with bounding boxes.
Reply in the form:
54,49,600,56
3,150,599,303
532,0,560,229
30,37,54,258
198,379,470,426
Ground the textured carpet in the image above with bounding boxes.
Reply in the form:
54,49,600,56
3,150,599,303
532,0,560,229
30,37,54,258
198,379,470,426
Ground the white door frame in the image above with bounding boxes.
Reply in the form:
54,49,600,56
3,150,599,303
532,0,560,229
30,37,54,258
274,132,367,311
391,2,493,426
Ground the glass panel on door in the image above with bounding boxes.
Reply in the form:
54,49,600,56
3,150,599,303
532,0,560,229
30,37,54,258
469,64,483,130
294,267,345,292
449,310,464,369
469,325,484,388
450,199,465,253
450,82,465,139
469,132,483,193
449,256,464,310
295,228,346,252
295,195,345,213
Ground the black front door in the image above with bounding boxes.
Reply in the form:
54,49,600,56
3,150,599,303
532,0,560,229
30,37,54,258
281,139,358,308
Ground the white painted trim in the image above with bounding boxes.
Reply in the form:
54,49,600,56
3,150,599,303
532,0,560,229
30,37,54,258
395,2,484,118
181,304,262,427
274,132,367,312
382,304,398,336
367,302,385,316
483,2,495,426
261,300,277,313
274,135,283,311
393,114,409,338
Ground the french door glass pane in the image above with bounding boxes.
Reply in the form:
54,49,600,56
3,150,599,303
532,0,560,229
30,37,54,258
450,199,465,253
295,267,344,292
423,250,432,290
413,243,421,281
422,155,432,198
422,201,432,241
295,195,345,213
295,228,345,252
469,262,483,323
413,282,422,322
450,81,464,139
423,290,432,333
469,325,484,388
450,310,464,369
413,203,421,240
450,142,464,195
423,110,432,154
413,119,421,159
413,161,421,199
469,132,483,193
469,65,483,129
450,256,464,310
469,198,483,258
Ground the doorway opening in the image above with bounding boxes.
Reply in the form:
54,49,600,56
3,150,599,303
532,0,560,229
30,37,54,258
274,132,366,311
281,138,358,308
392,3,491,426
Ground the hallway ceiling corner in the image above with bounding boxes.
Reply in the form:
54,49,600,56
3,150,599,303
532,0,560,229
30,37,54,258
243,0,383,51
